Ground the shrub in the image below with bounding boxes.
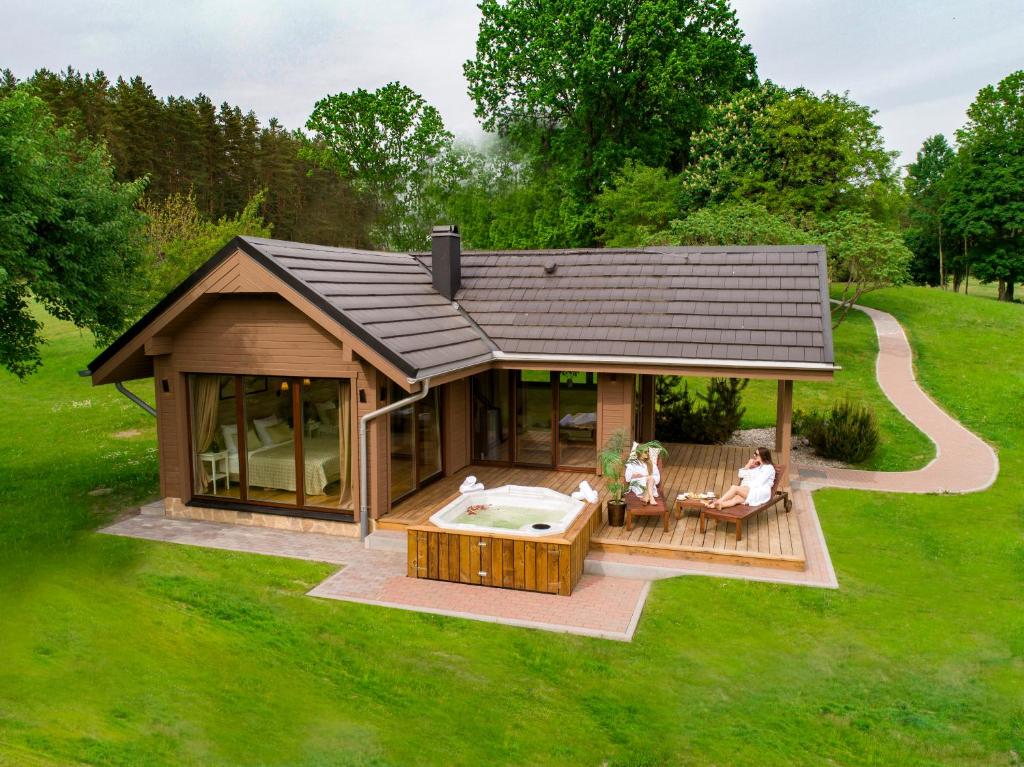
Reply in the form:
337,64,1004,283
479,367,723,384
800,400,879,463
655,377,748,444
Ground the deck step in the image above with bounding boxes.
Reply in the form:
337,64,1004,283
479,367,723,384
364,530,406,552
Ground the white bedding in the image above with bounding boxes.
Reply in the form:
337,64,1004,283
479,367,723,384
228,437,341,496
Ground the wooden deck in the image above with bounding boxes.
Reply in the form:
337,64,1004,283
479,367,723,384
377,444,805,570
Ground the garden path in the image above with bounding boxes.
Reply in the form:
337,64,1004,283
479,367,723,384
794,304,999,494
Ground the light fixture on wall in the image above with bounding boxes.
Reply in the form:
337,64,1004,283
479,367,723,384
277,380,289,397
303,378,310,386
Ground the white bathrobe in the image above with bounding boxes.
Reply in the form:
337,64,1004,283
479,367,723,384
624,460,660,498
738,463,776,506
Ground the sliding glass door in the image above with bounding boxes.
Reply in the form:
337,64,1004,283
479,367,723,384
187,374,353,515
556,372,597,469
470,370,511,462
471,370,598,471
515,371,553,465
389,383,444,502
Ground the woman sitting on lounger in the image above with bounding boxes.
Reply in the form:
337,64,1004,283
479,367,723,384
624,448,660,505
706,447,775,509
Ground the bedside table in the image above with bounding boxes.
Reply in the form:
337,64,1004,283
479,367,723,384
199,450,230,493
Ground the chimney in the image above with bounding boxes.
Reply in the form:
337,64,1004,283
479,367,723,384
431,224,461,300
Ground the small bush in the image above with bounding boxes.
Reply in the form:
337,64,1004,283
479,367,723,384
655,377,747,444
801,400,879,463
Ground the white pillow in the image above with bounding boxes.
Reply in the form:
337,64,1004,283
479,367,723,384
315,400,338,426
220,424,238,455
253,415,281,445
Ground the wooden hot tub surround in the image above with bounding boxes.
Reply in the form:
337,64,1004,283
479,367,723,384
406,502,600,596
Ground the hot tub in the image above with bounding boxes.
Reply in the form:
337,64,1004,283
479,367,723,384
428,484,585,537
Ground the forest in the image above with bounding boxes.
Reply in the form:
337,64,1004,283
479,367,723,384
1,0,1021,380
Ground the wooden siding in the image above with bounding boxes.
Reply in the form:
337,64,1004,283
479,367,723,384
596,373,634,456
443,379,471,476
92,248,415,390
356,360,390,520
153,355,182,498
170,295,356,378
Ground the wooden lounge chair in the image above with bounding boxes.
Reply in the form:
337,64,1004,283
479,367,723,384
698,464,792,542
624,453,673,532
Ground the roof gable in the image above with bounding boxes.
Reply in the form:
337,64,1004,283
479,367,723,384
88,241,422,387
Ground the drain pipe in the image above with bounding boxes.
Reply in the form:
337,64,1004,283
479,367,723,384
78,370,156,417
358,379,430,540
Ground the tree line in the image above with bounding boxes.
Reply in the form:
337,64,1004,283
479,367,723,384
0,67,375,247
1,0,1021,379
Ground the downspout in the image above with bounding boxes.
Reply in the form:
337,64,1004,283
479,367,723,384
78,370,156,417
358,379,430,540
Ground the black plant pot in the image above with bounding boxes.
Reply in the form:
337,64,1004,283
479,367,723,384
606,499,626,527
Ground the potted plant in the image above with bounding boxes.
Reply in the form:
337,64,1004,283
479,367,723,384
599,430,668,527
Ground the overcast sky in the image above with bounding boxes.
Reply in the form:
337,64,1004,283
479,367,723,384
3,1,1021,166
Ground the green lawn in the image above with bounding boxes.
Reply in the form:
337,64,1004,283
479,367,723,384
1,288,1022,766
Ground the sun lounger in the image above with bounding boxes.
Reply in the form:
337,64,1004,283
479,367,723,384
698,464,792,542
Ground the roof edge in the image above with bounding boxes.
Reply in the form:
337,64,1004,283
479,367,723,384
87,236,246,373
89,235,421,380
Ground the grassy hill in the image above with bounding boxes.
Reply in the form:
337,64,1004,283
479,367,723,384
0,288,1021,766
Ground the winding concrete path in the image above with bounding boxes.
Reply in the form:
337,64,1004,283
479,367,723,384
795,304,999,494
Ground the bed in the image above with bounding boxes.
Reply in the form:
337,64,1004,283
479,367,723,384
228,436,341,496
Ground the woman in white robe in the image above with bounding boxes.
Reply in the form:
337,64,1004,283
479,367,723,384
624,449,660,505
706,447,776,509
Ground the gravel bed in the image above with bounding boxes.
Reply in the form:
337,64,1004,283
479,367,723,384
725,427,853,470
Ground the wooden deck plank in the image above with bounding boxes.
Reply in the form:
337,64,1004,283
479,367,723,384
381,443,806,571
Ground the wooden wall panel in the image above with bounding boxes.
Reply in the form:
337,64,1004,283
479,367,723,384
170,295,355,378
443,378,471,476
596,373,635,455
152,356,181,498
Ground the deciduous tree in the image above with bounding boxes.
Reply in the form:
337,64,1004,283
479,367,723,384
465,0,757,203
945,70,1024,301
304,82,454,249
904,134,955,286
0,89,147,377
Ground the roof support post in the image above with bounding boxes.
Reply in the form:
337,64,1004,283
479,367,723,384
775,379,793,484
358,379,430,540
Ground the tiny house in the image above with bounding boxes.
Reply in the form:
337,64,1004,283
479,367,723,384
88,227,835,541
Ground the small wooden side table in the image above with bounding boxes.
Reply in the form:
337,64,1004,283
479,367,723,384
674,496,709,518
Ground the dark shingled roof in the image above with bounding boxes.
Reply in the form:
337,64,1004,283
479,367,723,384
89,237,834,383
241,237,495,378
441,246,834,366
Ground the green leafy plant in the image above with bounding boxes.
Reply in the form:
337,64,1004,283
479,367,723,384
598,429,667,502
800,400,880,463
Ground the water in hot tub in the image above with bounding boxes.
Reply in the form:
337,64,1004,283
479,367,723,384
451,504,565,530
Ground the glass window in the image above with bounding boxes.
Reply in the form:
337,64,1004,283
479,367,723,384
515,371,553,465
190,374,238,499
390,383,416,501
244,376,297,505
471,370,511,462
417,388,443,483
301,378,353,510
557,372,597,468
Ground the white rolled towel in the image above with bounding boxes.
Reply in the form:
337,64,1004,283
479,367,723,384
578,481,599,503
459,475,478,492
571,490,586,501
459,481,484,494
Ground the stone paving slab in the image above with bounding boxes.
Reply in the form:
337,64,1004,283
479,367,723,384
103,514,651,641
